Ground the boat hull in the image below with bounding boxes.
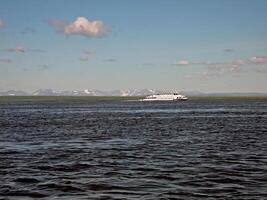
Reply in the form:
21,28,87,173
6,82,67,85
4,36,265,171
140,93,188,101
140,98,188,102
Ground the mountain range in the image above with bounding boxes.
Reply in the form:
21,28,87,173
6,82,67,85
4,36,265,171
0,89,266,96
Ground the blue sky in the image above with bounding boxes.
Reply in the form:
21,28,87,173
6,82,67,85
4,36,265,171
0,0,267,92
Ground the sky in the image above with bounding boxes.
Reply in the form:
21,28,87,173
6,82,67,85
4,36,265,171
0,0,267,93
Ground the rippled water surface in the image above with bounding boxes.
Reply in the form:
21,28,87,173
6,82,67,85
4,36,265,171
1,99,267,199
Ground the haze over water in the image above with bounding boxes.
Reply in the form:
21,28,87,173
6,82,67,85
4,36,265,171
1,99,267,199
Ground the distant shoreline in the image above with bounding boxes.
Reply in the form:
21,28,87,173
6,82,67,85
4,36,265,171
0,96,267,103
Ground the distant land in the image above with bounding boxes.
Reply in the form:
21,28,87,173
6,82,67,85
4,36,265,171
0,89,267,97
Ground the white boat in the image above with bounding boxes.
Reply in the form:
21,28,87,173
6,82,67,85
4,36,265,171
140,93,188,101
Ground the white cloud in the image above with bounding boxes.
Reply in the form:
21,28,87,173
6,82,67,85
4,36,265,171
0,19,5,30
174,60,191,65
49,17,111,38
173,60,224,66
249,56,267,65
14,46,26,53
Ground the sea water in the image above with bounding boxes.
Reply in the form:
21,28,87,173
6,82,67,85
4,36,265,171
0,99,267,199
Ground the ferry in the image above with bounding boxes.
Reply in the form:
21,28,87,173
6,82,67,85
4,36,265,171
140,93,188,101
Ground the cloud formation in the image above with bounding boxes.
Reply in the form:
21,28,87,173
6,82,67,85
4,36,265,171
0,58,11,63
249,56,267,65
0,19,5,30
174,60,191,65
3,46,26,53
224,48,235,52
175,56,267,68
180,55,267,79
2,46,46,53
49,17,111,38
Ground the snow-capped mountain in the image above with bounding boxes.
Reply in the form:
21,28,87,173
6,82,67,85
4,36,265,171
2,89,265,97
0,90,30,96
32,89,58,96
0,88,168,96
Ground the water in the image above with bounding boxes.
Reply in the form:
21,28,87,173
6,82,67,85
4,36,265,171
0,99,267,199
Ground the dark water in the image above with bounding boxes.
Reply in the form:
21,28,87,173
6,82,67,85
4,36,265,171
0,99,267,199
